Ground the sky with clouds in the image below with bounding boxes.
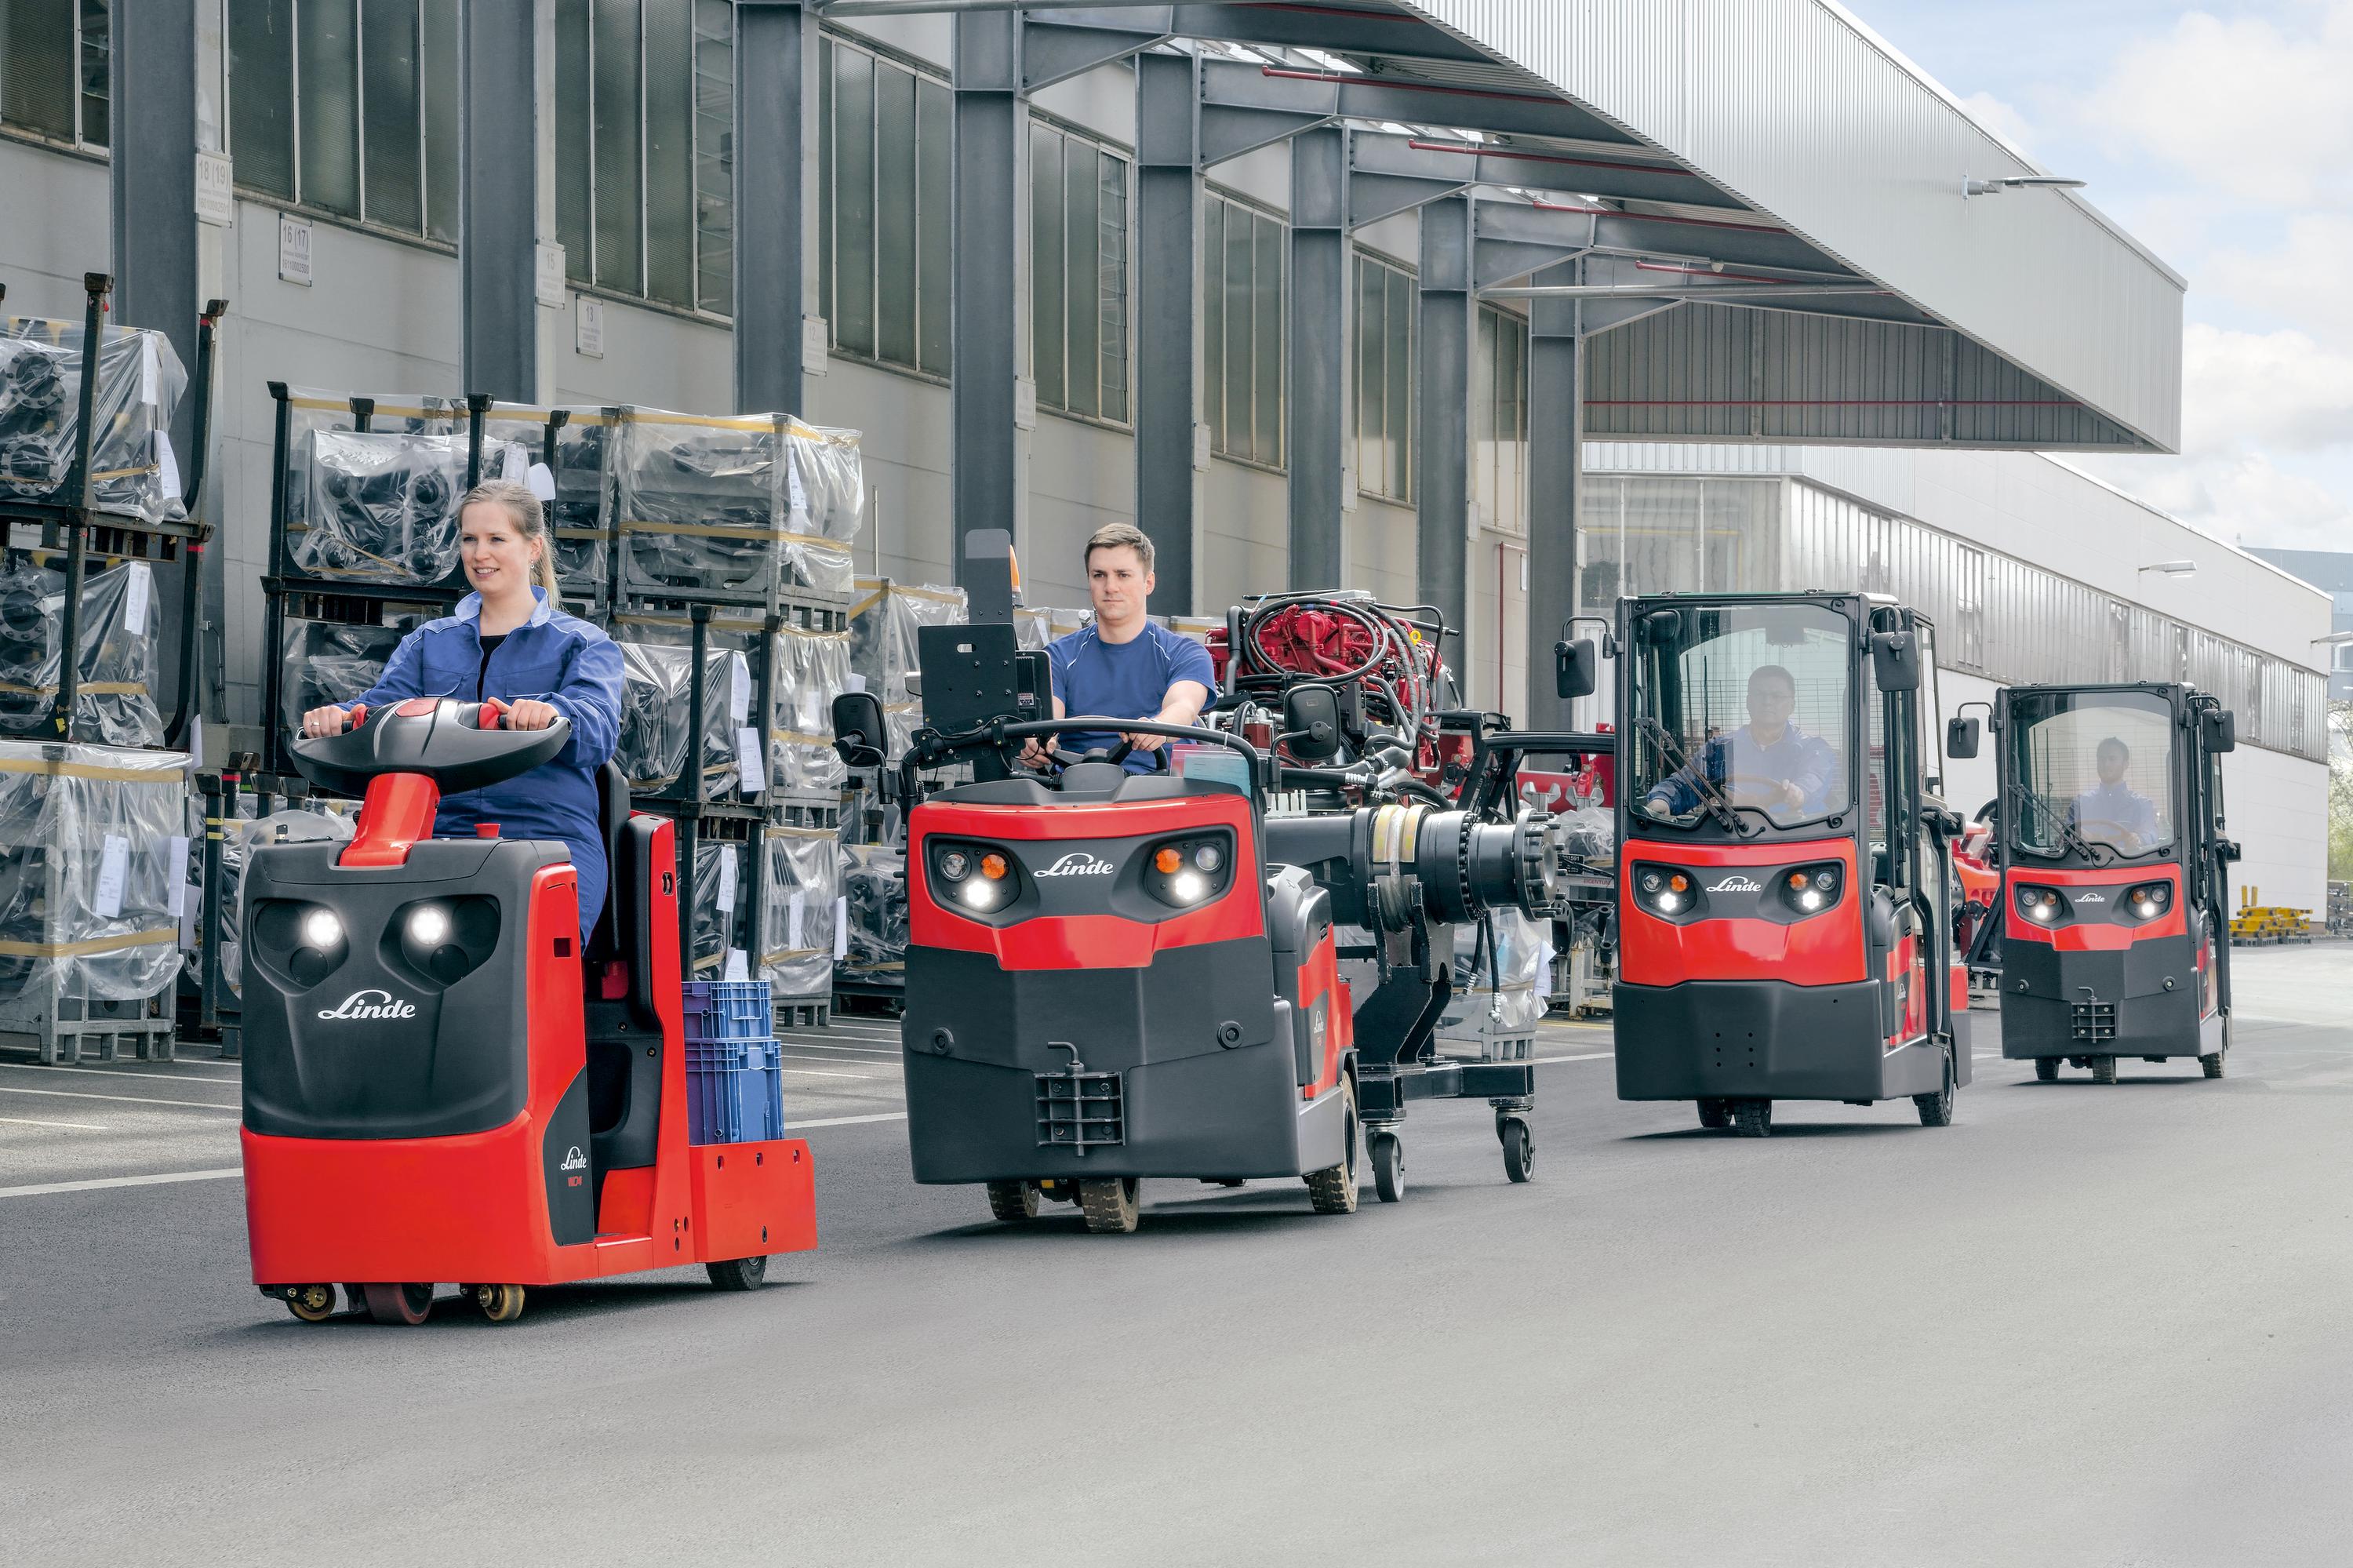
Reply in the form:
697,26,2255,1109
1850,0,2353,552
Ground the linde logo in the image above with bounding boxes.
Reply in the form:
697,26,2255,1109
315,988,417,1022
1707,874,1764,894
2078,892,2107,904
1034,852,1116,879
560,1146,588,1173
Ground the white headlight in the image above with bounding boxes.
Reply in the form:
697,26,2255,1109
2031,904,2053,922
1799,890,1824,911
960,880,999,911
1194,843,1224,872
301,909,344,948
408,905,452,946
1171,871,1207,904
2136,900,2156,919
1657,893,1682,914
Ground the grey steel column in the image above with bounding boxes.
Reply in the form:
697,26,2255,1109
1133,51,1199,614
109,0,200,460
461,0,541,401
734,2,809,414
1286,127,1346,590
950,13,1023,585
1526,258,1580,731
1416,195,1473,640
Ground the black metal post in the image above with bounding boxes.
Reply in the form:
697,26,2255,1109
53,274,111,742
678,603,713,968
165,300,227,750
259,384,296,776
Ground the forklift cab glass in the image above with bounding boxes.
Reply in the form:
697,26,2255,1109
2009,689,2176,860
1629,602,1851,833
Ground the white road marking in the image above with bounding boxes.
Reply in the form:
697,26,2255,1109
0,1166,242,1200
0,1060,242,1082
776,1068,874,1079
0,1114,107,1131
1529,1051,1613,1064
792,1111,909,1130
0,1083,239,1112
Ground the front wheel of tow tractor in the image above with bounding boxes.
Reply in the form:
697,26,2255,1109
284,1283,338,1322
2092,1056,2118,1085
471,1284,526,1323
1915,1061,1955,1127
1078,1177,1141,1234
706,1256,769,1291
2035,1057,2060,1082
362,1282,435,1326
986,1181,1040,1223
1304,1076,1360,1215
1368,1130,1406,1202
1732,1099,1773,1138
1697,1098,1732,1130
2202,1052,2226,1079
1499,1116,1534,1182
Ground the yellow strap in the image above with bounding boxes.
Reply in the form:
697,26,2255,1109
771,730,834,746
87,464,159,482
762,948,827,964
0,926,178,958
0,682,148,697
0,755,180,782
765,824,835,840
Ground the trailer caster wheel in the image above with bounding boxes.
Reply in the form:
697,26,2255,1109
2092,1056,2118,1085
362,1282,435,1326
1304,1076,1360,1215
2034,1057,2059,1082
1697,1098,1732,1130
1499,1116,1533,1182
986,1181,1040,1223
472,1284,527,1323
284,1283,338,1323
705,1255,769,1291
2201,1052,2225,1079
1078,1178,1140,1234
1731,1099,1773,1138
1368,1130,1406,1202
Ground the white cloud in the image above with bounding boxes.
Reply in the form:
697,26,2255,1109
2204,213,2353,343
2081,449,2353,551
2177,322,2353,456
1957,90,2037,158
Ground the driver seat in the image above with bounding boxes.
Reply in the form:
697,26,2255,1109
585,761,665,1206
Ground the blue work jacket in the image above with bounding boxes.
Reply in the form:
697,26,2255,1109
339,588,624,936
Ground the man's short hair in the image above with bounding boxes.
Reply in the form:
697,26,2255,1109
1085,522,1155,575
1748,664,1796,695
2097,737,2129,761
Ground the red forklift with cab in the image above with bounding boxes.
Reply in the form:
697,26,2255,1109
239,696,816,1325
1988,682,2238,1082
1601,591,1971,1135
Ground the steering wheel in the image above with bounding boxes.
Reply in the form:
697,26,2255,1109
290,696,571,798
2078,818,2148,855
1721,770,1804,813
1048,737,1135,770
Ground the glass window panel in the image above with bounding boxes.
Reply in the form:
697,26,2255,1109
873,61,916,366
421,0,457,240
1386,267,1412,500
75,0,104,147
831,42,873,354
1099,151,1128,423
643,0,694,306
1029,123,1065,410
692,0,731,314
298,0,360,216
2,0,77,142
915,76,951,375
1202,197,1225,451
1222,209,1253,460
360,0,421,231
1356,260,1384,493
229,0,295,196
1063,136,1100,417
1253,213,1283,467
554,0,591,277
817,37,832,329
591,0,642,293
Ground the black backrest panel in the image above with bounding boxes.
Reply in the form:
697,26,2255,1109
587,761,631,962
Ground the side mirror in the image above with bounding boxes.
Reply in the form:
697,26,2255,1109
2218,839,2242,864
1945,715,1980,759
2202,709,2237,754
831,691,889,770
1555,638,1597,700
1281,684,1343,762
1871,630,1920,693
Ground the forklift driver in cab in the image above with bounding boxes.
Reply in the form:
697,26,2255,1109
1023,523,1214,775
2071,736,2161,853
1642,664,1839,824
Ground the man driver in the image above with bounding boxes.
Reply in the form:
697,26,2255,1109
1643,664,1838,820
1024,523,1214,774
2071,736,2160,851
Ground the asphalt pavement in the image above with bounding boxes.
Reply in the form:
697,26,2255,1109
4,945,2351,1566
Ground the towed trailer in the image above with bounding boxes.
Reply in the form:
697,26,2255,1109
1988,682,2238,1082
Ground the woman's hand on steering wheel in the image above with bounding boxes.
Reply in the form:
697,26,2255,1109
503,698,562,733
300,704,352,740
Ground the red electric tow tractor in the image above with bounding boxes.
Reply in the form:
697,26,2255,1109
239,696,816,1325
1604,591,1972,1135
1987,682,2238,1082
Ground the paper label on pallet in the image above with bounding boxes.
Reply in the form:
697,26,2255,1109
155,431,182,500
787,458,807,513
96,835,130,919
526,460,556,502
165,835,191,917
715,845,739,912
500,441,528,483
724,948,749,982
123,562,153,636
787,891,806,949
735,726,766,795
798,688,823,731
846,673,867,693
140,335,160,405
833,897,848,959
729,655,751,722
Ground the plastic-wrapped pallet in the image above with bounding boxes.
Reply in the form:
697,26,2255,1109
0,740,190,1006
183,802,355,999
1436,907,1555,1048
1015,606,1091,653
769,623,850,792
482,402,615,607
613,639,750,796
689,836,752,980
297,426,532,588
613,410,864,600
0,318,189,524
275,615,433,740
0,556,165,748
849,579,966,759
838,840,906,991
760,821,841,1002
274,388,464,557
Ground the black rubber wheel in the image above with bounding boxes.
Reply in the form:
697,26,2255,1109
2201,1052,2224,1079
1697,1097,1732,1130
1500,1116,1533,1182
1369,1130,1406,1202
986,1181,1040,1222
362,1282,435,1326
473,1283,527,1323
1078,1177,1140,1234
1731,1099,1773,1138
1304,1075,1359,1214
706,1255,769,1290
2034,1057,2059,1082
1915,1060,1955,1127
2092,1055,2118,1085
283,1283,338,1323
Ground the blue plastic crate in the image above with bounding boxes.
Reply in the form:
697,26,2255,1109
682,979,773,1043
688,1037,784,1144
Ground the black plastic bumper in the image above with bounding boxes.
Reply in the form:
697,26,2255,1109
1613,978,1945,1103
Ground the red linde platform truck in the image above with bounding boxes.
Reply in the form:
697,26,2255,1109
239,697,816,1325
1604,592,1972,1136
1989,682,2238,1083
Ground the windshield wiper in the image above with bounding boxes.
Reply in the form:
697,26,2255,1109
2006,780,2111,865
1638,717,1755,839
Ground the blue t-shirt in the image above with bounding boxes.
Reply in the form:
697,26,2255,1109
1046,621,1217,773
